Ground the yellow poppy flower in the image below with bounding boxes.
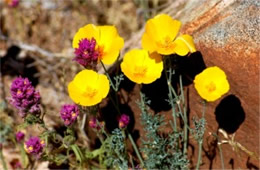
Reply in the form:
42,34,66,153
120,49,163,84
194,66,230,102
73,24,124,65
68,70,110,106
141,14,196,56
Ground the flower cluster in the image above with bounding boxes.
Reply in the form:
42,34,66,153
118,114,130,129
194,66,230,102
24,136,45,156
74,38,99,69
10,77,41,117
60,104,79,126
15,131,25,142
69,24,124,106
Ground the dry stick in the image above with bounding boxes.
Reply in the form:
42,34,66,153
0,34,73,58
218,143,225,170
80,113,90,144
0,149,7,170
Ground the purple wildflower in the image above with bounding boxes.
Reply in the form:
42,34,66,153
24,136,45,156
10,159,22,169
10,77,41,117
5,0,19,7
119,114,130,129
9,0,19,7
60,104,79,126
15,131,25,142
89,117,98,128
73,38,100,69
89,117,104,130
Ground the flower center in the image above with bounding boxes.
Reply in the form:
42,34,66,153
17,90,22,95
28,146,33,152
156,36,176,50
96,45,104,61
119,121,124,128
133,66,147,77
83,87,98,98
40,140,45,145
71,112,76,118
206,82,216,93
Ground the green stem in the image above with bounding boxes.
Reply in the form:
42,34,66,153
128,134,144,167
19,143,29,168
163,57,177,132
196,141,203,170
101,60,121,115
196,101,207,170
180,75,188,154
0,149,8,170
100,61,118,91
108,93,121,115
218,144,225,170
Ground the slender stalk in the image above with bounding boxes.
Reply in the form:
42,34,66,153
19,143,28,168
100,61,121,115
97,133,104,144
100,61,118,91
196,141,203,170
180,75,188,154
163,57,177,132
218,144,225,170
128,133,144,167
196,101,207,170
80,113,90,143
0,149,7,170
108,93,121,115
81,113,87,130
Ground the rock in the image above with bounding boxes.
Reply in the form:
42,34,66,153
175,0,259,168
122,0,259,169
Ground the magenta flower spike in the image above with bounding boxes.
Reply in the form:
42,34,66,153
24,136,45,157
10,77,41,117
60,104,79,126
119,114,130,129
73,38,100,69
16,131,25,142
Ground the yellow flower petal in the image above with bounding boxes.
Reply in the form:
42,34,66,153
194,66,230,102
151,14,181,42
68,70,110,106
72,24,99,48
141,14,181,55
72,24,124,65
121,49,163,84
97,26,124,65
141,32,157,53
174,34,196,56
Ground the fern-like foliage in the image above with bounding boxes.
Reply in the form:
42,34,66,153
139,93,189,170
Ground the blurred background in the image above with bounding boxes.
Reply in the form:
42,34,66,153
0,0,171,125
0,0,259,169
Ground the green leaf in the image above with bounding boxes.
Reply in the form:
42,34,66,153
71,144,84,164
